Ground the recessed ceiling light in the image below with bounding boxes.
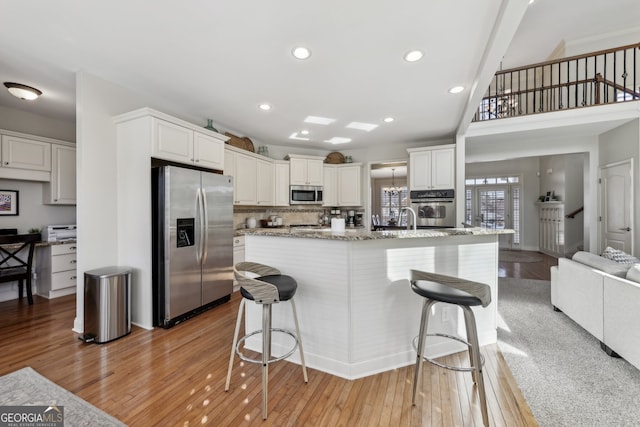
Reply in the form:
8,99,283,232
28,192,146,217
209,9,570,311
324,137,352,145
292,46,311,60
346,122,378,132
4,82,42,100
304,115,335,125
404,50,423,62
383,117,395,123
258,103,272,111
448,86,465,94
300,129,309,135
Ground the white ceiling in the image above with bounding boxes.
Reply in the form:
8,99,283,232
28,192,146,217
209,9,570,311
0,0,637,151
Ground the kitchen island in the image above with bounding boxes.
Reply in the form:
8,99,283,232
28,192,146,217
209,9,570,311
237,227,512,380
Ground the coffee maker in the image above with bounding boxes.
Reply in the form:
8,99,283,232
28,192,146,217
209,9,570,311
347,210,356,227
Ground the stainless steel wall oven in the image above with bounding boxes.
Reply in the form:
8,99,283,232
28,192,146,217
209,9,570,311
409,189,455,229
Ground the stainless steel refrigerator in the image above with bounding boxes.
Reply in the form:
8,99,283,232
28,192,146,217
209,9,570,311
152,165,233,327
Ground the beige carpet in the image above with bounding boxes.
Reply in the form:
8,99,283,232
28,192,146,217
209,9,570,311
0,367,126,426
499,250,543,263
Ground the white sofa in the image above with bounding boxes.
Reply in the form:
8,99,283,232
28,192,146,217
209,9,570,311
550,251,640,371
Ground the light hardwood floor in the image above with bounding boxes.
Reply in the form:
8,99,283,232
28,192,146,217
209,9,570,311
0,251,555,426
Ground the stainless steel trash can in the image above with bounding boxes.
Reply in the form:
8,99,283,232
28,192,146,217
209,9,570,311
83,266,132,344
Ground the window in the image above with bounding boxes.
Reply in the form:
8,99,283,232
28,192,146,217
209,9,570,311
380,187,409,225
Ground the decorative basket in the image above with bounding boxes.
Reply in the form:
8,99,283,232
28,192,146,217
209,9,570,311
225,132,255,153
325,151,345,164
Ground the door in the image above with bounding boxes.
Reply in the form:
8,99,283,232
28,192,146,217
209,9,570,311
476,186,511,248
201,172,233,304
600,160,633,253
164,166,202,320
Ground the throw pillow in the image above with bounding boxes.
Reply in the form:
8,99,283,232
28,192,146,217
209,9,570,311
601,246,640,264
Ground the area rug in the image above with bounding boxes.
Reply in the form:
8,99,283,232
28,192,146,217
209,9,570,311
499,250,543,263
0,367,126,426
497,278,640,426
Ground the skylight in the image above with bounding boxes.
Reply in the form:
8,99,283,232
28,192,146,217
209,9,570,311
324,137,351,145
304,116,336,125
346,122,378,132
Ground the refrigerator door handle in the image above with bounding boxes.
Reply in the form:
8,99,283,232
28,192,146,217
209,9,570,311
202,187,209,265
196,187,204,264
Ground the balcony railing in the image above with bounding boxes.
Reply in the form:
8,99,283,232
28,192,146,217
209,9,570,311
473,43,640,122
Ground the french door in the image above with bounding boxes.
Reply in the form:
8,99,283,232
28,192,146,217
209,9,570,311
474,186,512,249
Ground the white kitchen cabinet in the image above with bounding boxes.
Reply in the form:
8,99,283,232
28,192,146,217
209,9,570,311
225,146,280,206
36,242,78,299
289,155,323,186
274,161,290,206
1,135,51,172
43,144,76,205
233,236,245,292
151,117,225,170
338,164,362,206
323,163,362,207
256,158,274,206
323,165,338,206
407,145,455,190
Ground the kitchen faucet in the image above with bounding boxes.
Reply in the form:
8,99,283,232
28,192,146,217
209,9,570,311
401,207,417,231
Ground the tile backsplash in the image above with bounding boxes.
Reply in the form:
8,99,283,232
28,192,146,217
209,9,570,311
233,206,363,229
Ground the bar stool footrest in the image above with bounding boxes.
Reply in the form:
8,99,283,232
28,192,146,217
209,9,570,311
236,328,299,365
412,333,484,372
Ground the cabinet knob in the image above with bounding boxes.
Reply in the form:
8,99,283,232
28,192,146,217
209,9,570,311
69,246,77,250
4,162,8,165
70,276,77,280
70,260,77,264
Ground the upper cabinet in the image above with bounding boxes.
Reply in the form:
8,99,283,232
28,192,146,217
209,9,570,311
407,145,455,191
225,146,274,206
289,155,323,186
151,117,225,170
0,130,74,184
323,163,362,207
43,144,76,205
273,161,290,206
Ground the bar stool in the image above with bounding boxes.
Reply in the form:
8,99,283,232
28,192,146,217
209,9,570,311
409,269,492,426
225,262,308,420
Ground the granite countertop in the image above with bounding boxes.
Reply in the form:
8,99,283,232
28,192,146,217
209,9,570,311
235,227,514,241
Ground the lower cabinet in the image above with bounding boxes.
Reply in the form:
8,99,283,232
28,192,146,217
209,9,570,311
37,242,78,299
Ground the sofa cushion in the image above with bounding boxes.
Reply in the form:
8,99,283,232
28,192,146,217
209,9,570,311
626,264,640,283
601,246,640,264
571,251,631,277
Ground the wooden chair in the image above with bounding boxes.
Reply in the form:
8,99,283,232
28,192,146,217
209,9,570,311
0,233,40,304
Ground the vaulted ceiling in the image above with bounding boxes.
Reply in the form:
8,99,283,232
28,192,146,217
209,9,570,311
0,0,637,150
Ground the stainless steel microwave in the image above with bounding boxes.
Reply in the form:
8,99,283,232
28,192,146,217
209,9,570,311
290,185,323,205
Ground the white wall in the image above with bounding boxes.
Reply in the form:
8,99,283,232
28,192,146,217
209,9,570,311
75,71,173,332
0,105,75,142
0,179,75,233
599,118,640,254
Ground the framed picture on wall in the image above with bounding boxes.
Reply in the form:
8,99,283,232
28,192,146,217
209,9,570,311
544,191,554,202
0,190,19,216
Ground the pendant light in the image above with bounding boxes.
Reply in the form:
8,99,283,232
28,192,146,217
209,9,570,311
385,168,400,196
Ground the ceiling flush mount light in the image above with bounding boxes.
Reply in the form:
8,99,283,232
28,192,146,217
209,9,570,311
258,103,272,111
448,86,465,94
4,82,42,100
383,117,395,123
404,50,423,62
292,46,311,60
